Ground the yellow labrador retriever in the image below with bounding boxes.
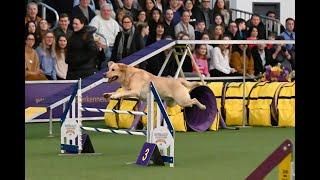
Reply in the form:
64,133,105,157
103,62,206,110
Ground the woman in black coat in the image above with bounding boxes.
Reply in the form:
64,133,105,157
66,16,99,80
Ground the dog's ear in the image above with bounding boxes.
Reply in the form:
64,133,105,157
108,61,114,68
118,64,127,71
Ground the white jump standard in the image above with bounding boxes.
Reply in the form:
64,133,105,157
60,79,175,167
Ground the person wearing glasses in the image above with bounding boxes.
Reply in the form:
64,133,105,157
25,33,47,80
35,31,57,80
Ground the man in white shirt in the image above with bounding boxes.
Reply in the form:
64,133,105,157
89,3,120,68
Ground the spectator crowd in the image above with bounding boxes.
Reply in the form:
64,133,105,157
25,0,295,80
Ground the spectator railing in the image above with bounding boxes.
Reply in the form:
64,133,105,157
38,2,59,30
230,8,282,37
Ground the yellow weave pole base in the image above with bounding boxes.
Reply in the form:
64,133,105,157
278,153,292,180
25,107,47,123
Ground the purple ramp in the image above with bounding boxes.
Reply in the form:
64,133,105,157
184,86,217,132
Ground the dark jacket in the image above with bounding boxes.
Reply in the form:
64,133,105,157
192,6,214,29
251,46,274,75
111,29,144,62
164,20,175,39
53,27,73,41
71,5,96,25
66,26,99,79
246,21,266,40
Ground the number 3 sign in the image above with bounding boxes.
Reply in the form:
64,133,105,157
136,142,164,166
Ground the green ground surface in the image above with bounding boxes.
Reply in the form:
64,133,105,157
26,121,294,180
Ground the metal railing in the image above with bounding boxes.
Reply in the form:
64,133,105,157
38,2,59,30
230,8,282,37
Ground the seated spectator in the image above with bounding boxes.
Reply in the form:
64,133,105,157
230,44,255,77
66,16,99,80
25,21,36,34
168,0,184,26
178,32,193,72
25,33,47,80
265,10,285,34
225,21,238,40
174,10,195,40
136,10,147,24
116,8,126,27
111,15,144,62
184,0,196,27
122,0,139,21
148,8,164,38
211,13,225,31
163,8,175,39
213,0,232,26
234,18,247,40
35,19,49,47
251,44,274,76
192,0,214,30
136,22,149,46
195,20,207,40
201,32,214,64
209,24,224,48
246,14,266,40
36,31,57,80
71,0,96,25
25,2,42,26
210,35,238,77
54,13,73,41
155,0,168,13
89,3,120,69
143,0,156,22
266,32,276,49
55,35,68,80
271,36,294,72
192,44,210,77
246,26,259,49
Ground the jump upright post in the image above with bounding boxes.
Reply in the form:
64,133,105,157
60,79,175,167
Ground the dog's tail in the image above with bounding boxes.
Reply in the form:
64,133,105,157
177,78,203,90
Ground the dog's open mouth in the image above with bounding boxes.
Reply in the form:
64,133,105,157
108,76,118,83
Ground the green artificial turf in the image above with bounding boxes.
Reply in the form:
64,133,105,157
26,121,294,180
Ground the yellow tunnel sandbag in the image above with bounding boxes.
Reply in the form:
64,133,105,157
103,88,123,128
117,99,139,129
104,99,119,128
207,82,224,131
277,82,295,127
167,104,182,116
248,82,283,126
141,102,158,128
224,82,258,126
169,112,187,132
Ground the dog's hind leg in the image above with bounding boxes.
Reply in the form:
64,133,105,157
177,98,206,110
177,78,202,89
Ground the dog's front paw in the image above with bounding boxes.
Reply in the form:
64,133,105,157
103,93,112,99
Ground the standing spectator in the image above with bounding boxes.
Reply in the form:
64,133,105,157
230,44,255,77
66,16,99,80
192,44,210,77
146,23,166,75
25,33,47,80
246,14,266,40
54,13,73,41
225,21,238,40
71,0,96,25
265,10,285,34
55,35,69,80
246,26,259,49
213,0,232,26
192,0,213,29
174,10,195,40
36,31,57,80
163,8,175,39
111,15,144,62
271,36,294,72
210,35,238,77
281,18,295,52
122,0,139,21
251,44,274,76
89,3,120,68
25,2,42,26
